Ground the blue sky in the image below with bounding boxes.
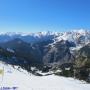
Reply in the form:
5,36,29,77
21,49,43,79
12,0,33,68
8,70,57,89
0,0,90,32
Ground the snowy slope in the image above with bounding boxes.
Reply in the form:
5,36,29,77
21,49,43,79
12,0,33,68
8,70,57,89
0,62,90,90
55,29,90,44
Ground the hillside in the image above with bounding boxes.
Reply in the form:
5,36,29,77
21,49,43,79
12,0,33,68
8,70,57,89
0,62,90,90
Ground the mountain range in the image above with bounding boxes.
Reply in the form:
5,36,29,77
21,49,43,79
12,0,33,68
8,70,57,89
0,29,90,82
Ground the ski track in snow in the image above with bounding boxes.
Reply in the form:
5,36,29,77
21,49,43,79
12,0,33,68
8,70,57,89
0,63,90,90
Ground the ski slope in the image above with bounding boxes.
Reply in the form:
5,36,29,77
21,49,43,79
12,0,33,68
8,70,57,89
0,62,90,90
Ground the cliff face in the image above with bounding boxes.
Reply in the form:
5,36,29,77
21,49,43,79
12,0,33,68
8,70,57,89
43,40,75,65
75,43,90,68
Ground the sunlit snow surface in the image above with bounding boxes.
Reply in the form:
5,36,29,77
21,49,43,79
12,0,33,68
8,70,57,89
0,62,90,90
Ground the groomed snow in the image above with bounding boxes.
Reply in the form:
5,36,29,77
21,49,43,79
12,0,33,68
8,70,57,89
0,62,90,90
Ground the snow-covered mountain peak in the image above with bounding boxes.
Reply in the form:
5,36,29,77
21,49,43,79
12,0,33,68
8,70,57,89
0,30,90,45
72,29,89,34
53,29,90,45
0,29,89,37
